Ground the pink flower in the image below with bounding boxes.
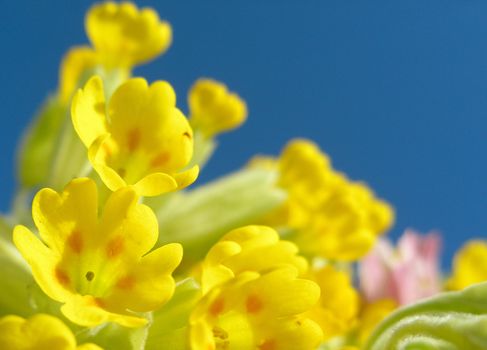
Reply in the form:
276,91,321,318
359,229,442,306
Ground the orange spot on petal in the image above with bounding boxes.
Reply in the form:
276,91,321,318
55,267,70,287
246,294,263,314
95,102,105,115
102,143,112,159
150,152,171,168
116,275,136,290
92,297,105,308
127,128,141,153
259,339,276,350
67,230,83,254
209,298,225,317
106,236,124,259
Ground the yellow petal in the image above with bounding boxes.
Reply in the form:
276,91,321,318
88,135,127,192
61,295,147,328
250,268,320,317
259,317,323,350
0,314,76,349
59,46,98,105
132,173,178,197
99,186,158,258
172,165,200,189
71,75,108,148
13,225,70,302
106,243,182,312
32,178,98,255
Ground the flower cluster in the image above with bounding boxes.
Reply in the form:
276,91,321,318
2,1,487,350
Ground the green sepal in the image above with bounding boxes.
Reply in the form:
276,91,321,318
145,278,201,350
17,97,66,188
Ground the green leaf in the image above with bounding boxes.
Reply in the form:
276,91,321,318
365,282,487,350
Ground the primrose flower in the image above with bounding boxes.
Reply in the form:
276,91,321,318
0,314,102,350
190,267,323,350
86,1,172,69
188,79,247,138
260,139,394,261
359,230,442,305
57,2,171,104
13,178,182,327
200,225,308,293
72,76,199,196
447,240,487,290
305,265,360,340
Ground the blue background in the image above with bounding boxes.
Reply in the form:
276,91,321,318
2,0,487,269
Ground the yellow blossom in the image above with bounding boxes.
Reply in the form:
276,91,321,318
259,139,394,261
0,314,102,350
190,268,323,350
306,265,360,340
200,225,308,293
446,240,487,290
86,1,172,69
13,178,182,327
188,79,247,138
72,76,199,196
296,181,394,261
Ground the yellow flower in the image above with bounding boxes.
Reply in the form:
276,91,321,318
72,76,199,196
200,225,308,293
59,46,98,105
0,314,102,350
190,268,323,350
306,265,360,340
13,178,182,327
86,1,172,69
188,79,247,138
446,240,487,290
258,139,394,261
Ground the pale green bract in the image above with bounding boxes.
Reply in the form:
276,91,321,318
365,282,487,350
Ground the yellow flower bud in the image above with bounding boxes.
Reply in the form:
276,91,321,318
86,1,172,68
447,240,487,290
189,79,247,138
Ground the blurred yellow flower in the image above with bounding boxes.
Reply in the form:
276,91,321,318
260,139,394,261
190,268,322,350
0,314,102,349
86,1,172,69
58,2,171,104
189,79,247,138
447,240,487,290
306,265,360,340
13,178,182,327
72,76,199,196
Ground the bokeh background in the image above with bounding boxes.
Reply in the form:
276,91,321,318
2,0,487,269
